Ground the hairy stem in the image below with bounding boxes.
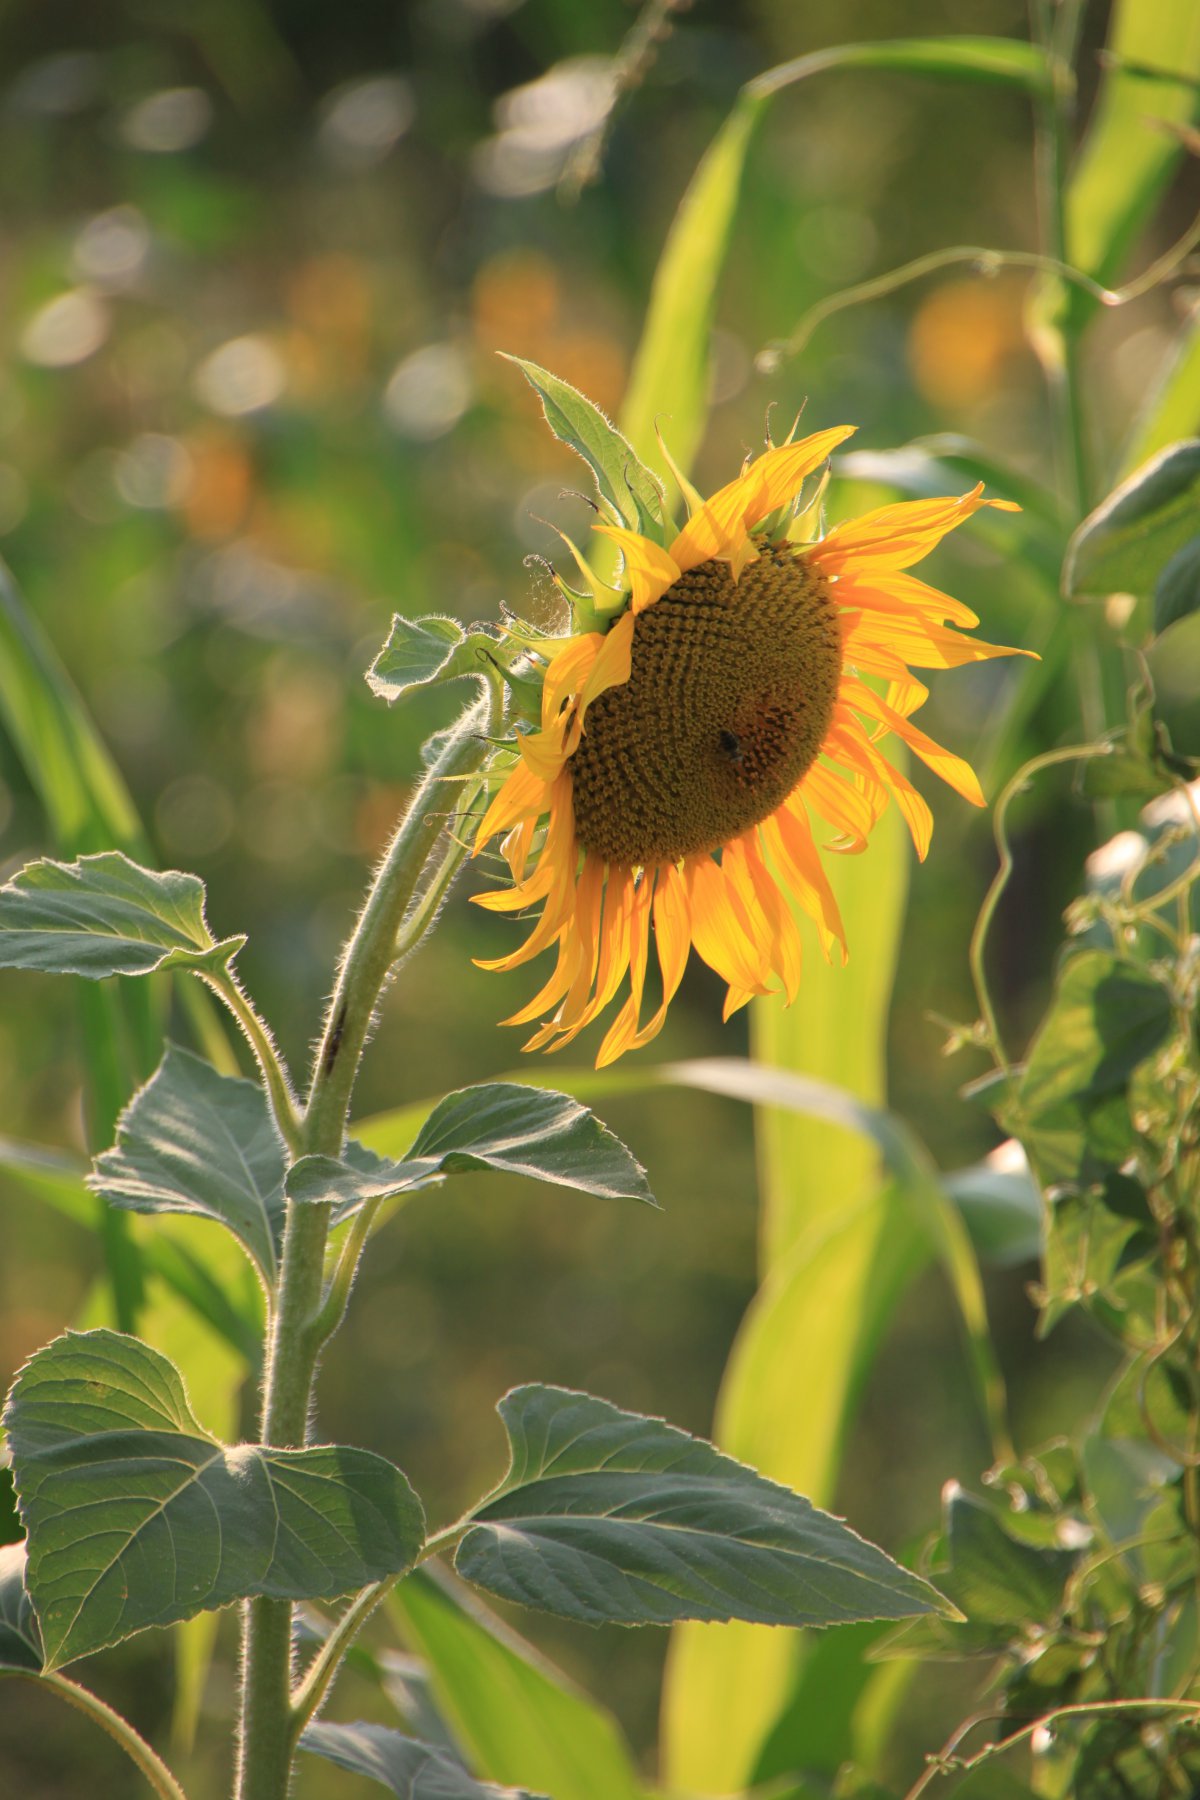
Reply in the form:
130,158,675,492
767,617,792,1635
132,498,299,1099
204,968,304,1154
233,675,504,1800
1,1672,191,1800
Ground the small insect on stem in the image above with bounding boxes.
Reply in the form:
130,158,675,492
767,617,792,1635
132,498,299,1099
322,999,347,1077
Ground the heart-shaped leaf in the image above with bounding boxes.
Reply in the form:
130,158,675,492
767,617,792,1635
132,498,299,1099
286,1083,654,1216
454,1386,952,1629
5,1331,424,1668
0,852,243,979
90,1045,287,1282
301,1721,545,1799
0,1541,42,1672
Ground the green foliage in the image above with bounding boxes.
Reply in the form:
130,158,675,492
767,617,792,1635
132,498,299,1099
454,1385,948,1628
389,1568,645,1800
287,1083,655,1215
503,356,666,542
0,1542,41,1673
367,617,506,708
301,1720,542,1800
5,1330,425,1668
90,1045,287,1283
0,852,243,980
1063,440,1200,627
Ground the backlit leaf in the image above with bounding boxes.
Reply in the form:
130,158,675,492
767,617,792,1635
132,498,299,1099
504,356,666,540
301,1720,543,1799
287,1083,654,1216
368,616,501,706
455,1386,950,1630
5,1330,424,1668
89,1045,286,1282
390,1565,644,1800
0,852,242,980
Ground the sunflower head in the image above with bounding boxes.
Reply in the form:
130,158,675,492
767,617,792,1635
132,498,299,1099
473,365,1029,1066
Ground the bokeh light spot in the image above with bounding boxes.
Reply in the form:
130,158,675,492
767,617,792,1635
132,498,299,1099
383,344,473,440
120,86,212,153
20,288,109,367
194,336,287,416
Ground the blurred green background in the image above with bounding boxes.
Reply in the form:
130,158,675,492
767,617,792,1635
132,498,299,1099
0,0,1193,1792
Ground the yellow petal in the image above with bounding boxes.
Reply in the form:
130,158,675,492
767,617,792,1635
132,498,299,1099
738,426,856,527
593,525,680,613
812,486,1019,574
839,679,985,807
575,607,635,728
474,759,548,851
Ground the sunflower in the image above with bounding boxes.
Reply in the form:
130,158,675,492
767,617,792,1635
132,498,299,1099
472,423,1027,1066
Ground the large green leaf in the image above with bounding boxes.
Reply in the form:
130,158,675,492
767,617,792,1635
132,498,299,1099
0,852,243,979
5,1330,424,1668
504,356,665,539
302,1721,542,1799
288,1083,654,1215
455,1386,949,1630
389,1566,644,1800
1063,440,1200,616
90,1044,286,1283
0,1542,41,1672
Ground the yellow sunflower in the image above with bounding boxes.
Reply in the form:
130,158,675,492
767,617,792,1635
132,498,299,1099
472,423,1027,1066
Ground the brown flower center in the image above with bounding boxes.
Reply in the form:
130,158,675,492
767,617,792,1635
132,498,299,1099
568,546,841,865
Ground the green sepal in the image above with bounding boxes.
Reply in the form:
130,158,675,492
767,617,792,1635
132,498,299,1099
503,356,668,543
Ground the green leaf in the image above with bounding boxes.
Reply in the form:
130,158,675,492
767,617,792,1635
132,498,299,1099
620,92,767,500
751,37,1050,95
0,852,243,980
89,1045,285,1283
367,616,500,706
1147,608,1200,761
287,1083,654,1215
5,1330,424,1667
504,356,666,539
455,1386,950,1630
1013,950,1175,1186
301,1721,543,1799
620,37,1054,502
389,1565,644,1800
0,559,148,862
942,1153,1043,1267
1044,0,1200,338
1063,441,1200,611
936,1485,1079,1631
1122,311,1200,474
0,1541,42,1672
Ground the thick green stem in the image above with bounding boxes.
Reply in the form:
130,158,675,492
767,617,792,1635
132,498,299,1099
1,1672,191,1800
233,677,503,1800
